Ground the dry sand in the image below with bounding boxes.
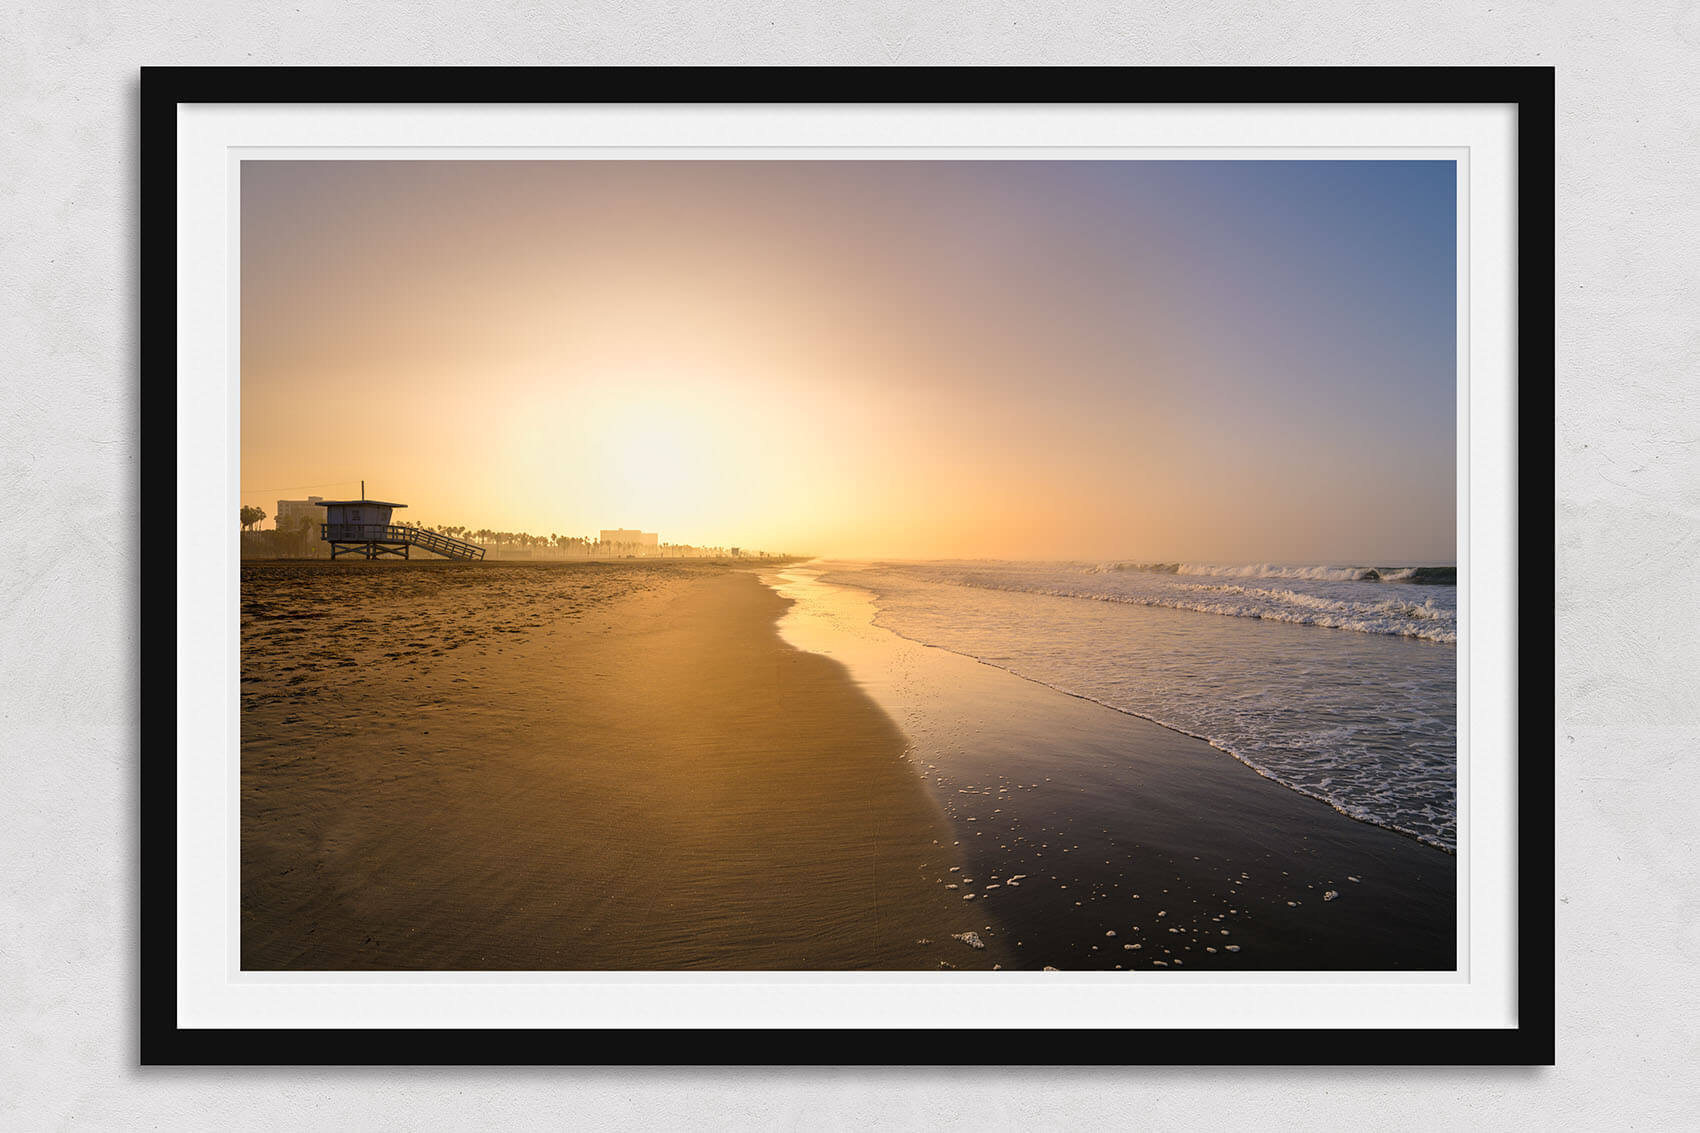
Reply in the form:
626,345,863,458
242,561,1000,970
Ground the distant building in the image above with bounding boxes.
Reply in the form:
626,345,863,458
274,496,325,533
600,529,659,549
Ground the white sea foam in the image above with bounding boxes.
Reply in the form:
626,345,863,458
1103,561,1375,581
905,561,1456,642
823,560,1458,851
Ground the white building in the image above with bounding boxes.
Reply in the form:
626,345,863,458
599,529,659,549
274,496,325,532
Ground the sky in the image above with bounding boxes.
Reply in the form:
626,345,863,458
240,160,1457,562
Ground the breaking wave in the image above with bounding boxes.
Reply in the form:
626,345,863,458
1102,562,1456,585
917,561,1458,643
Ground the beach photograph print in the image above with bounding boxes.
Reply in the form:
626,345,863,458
239,159,1459,973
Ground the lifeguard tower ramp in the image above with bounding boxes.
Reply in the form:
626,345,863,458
317,496,486,561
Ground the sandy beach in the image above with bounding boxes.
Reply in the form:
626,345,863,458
243,558,1452,972
241,560,1002,970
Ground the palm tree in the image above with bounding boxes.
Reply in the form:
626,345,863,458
240,505,265,531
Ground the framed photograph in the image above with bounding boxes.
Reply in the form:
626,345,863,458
143,67,1555,1064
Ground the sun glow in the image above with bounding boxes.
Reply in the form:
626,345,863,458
241,160,1457,561
582,383,725,528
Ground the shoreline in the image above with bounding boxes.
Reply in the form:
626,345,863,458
864,619,1455,857
766,563,1457,971
808,561,1458,853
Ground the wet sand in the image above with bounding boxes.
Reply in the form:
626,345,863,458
244,558,1454,973
242,561,1002,970
768,564,1457,971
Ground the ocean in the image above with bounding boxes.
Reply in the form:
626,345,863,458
820,560,1459,852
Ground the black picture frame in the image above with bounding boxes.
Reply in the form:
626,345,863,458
141,65,1556,1066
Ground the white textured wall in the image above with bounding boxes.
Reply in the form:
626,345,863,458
2,2,1693,1127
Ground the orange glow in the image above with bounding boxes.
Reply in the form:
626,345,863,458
241,161,1456,561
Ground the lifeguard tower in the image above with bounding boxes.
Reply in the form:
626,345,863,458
319,485,486,561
